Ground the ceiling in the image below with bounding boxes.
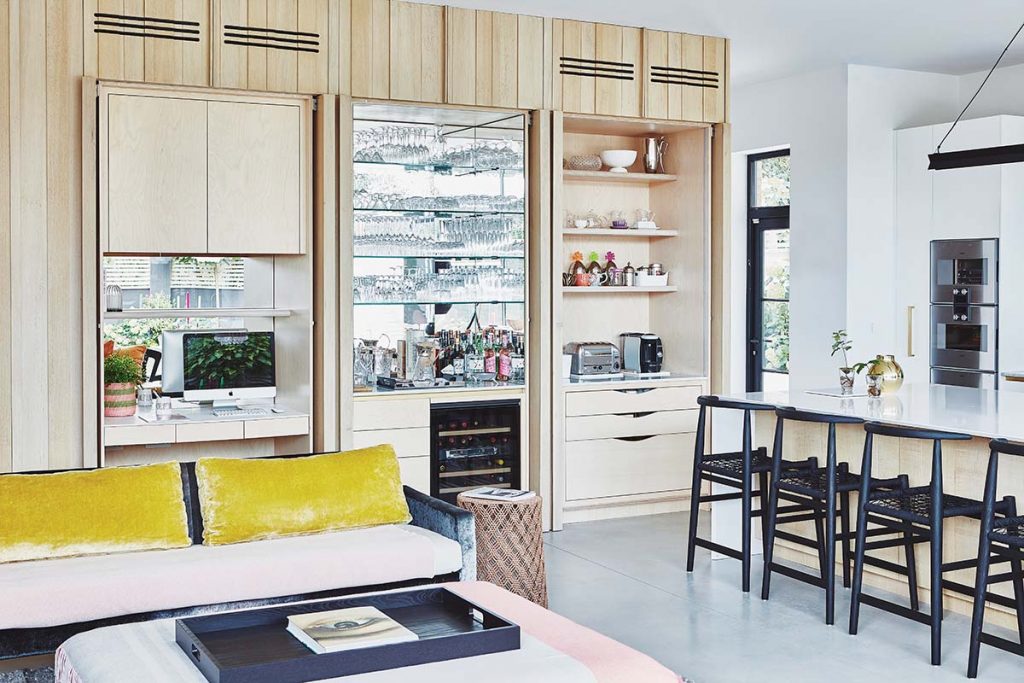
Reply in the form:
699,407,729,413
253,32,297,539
431,0,1024,86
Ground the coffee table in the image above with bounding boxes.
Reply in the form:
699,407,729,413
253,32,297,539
55,582,683,683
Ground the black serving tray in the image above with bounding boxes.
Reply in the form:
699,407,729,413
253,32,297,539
175,587,520,683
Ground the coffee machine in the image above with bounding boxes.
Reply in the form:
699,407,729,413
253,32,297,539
620,333,664,373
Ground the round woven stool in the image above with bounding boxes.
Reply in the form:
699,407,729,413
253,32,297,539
456,493,548,608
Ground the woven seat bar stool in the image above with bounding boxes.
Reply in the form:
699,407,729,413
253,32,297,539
686,395,822,593
967,439,1024,678
761,407,915,626
849,423,1015,667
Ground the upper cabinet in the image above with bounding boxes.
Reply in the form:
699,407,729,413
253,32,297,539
100,84,311,255
351,0,445,103
552,20,643,118
643,31,727,123
87,0,210,86
213,0,330,94
445,8,545,110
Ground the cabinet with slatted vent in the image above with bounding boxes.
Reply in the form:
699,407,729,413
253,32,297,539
551,19,643,118
644,30,727,124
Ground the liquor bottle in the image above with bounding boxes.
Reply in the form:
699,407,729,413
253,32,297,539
511,333,526,383
452,333,466,378
484,331,497,374
498,332,512,382
466,333,484,379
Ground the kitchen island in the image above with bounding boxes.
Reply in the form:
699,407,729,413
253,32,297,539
720,383,1024,630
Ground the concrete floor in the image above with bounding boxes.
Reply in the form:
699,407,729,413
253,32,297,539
544,512,1024,682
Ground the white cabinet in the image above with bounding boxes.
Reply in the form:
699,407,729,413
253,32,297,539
931,117,1004,240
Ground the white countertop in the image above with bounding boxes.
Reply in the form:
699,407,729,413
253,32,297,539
105,403,308,428
353,382,526,398
723,383,1024,442
562,373,705,393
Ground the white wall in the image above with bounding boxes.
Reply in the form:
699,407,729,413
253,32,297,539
731,67,849,392
958,62,1024,118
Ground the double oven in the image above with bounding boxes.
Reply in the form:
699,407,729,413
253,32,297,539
930,239,999,389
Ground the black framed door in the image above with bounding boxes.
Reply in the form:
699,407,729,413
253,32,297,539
746,150,790,392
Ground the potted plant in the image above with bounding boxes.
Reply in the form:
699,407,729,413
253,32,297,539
830,330,867,395
103,353,142,417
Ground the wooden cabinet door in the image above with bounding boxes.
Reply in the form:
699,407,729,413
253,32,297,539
106,94,208,253
644,31,726,123
389,0,445,103
351,0,391,99
88,0,209,85
207,100,305,254
213,0,329,94
446,8,545,110
702,36,727,123
553,20,642,118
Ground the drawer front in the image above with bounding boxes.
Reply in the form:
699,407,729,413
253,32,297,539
351,427,430,458
353,398,431,430
565,385,701,417
398,456,431,494
175,421,245,443
244,416,309,440
565,433,695,501
105,424,175,447
565,409,698,441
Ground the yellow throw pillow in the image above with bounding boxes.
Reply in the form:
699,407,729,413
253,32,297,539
0,462,191,563
195,446,412,546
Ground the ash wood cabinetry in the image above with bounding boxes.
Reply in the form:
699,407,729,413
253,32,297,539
350,0,444,103
445,8,545,110
552,19,643,118
86,0,210,85
99,83,310,255
643,31,727,123
212,0,330,94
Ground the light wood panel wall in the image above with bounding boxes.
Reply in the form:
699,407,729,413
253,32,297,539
0,0,11,473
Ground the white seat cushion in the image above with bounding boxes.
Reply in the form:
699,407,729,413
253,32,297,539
0,524,462,629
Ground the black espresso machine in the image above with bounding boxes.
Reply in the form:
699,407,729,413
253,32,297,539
620,333,664,373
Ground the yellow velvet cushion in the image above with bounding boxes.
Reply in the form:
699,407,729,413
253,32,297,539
0,462,191,563
195,445,412,546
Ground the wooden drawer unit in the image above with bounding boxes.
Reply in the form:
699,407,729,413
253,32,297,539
445,8,545,110
105,424,175,447
552,19,642,118
565,385,701,417
351,427,430,457
398,455,430,493
565,409,698,442
352,397,431,430
565,433,695,500
244,416,309,439
175,421,245,443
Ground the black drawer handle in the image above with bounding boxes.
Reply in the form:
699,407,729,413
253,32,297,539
615,434,656,442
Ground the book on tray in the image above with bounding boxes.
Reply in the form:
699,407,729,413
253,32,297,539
286,607,418,654
461,487,536,501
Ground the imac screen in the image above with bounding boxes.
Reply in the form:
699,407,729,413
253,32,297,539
182,331,276,392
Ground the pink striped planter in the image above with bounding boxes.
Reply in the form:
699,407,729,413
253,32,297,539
103,382,137,417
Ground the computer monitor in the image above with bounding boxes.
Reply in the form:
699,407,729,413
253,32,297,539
159,328,245,396
181,331,276,404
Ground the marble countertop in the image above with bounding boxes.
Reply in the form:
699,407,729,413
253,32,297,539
562,373,705,393
723,383,1024,442
1003,371,1024,382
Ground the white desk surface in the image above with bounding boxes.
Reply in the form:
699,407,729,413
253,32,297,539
105,403,309,429
723,383,1024,442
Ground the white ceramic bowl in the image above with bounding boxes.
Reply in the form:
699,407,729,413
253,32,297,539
600,149,637,173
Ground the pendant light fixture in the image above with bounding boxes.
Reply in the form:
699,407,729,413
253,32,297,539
928,19,1024,170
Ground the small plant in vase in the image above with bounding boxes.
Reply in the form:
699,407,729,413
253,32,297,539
103,353,142,417
603,251,618,273
586,251,602,274
830,330,868,395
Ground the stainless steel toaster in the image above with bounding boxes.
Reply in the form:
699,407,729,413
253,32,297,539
563,342,621,376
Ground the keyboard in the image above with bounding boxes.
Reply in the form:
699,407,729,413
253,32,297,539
212,407,269,418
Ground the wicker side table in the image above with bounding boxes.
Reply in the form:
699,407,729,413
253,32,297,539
456,493,548,607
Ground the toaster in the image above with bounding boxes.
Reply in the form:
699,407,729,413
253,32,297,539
563,342,621,376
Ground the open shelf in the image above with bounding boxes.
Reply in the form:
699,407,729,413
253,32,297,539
562,286,678,294
103,307,293,320
562,228,679,238
563,170,677,184
354,299,525,306
353,253,525,260
353,207,523,216
355,160,524,175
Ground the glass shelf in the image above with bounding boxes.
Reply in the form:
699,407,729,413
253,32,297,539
353,253,525,260
353,299,526,306
353,207,523,216
354,160,524,175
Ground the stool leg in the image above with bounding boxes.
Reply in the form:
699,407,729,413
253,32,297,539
903,523,920,612
685,405,707,573
968,450,998,679
761,418,785,601
741,410,753,593
813,499,828,580
1006,499,1024,644
849,433,873,635
824,424,838,625
758,470,770,557
929,440,944,666
840,489,852,589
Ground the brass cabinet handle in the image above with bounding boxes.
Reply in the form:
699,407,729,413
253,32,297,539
907,305,915,357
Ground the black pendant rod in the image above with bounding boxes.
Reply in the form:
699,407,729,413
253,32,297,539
936,18,1024,154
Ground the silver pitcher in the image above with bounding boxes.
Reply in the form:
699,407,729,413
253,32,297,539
642,136,668,174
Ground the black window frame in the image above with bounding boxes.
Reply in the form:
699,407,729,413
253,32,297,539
746,149,790,392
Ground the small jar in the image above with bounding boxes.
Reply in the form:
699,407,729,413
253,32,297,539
622,262,636,287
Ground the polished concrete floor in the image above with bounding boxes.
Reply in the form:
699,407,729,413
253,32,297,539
544,512,1023,682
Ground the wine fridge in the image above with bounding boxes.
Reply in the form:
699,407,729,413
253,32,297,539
431,400,521,503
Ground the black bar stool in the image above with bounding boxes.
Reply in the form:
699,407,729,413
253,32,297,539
761,407,915,626
686,396,821,593
968,439,1024,678
849,423,1014,667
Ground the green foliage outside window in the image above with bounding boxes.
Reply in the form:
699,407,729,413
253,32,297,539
183,334,274,390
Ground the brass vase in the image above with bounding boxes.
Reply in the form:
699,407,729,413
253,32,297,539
868,354,904,393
